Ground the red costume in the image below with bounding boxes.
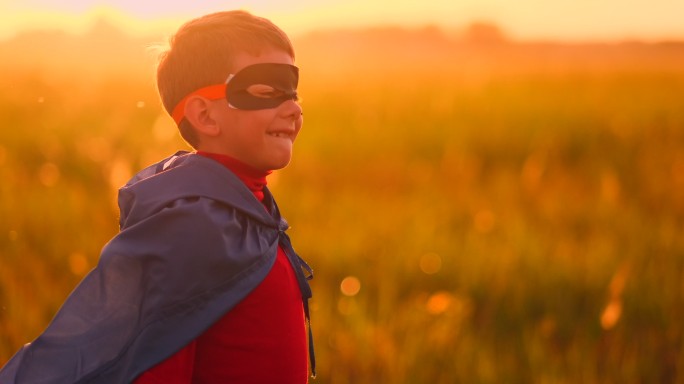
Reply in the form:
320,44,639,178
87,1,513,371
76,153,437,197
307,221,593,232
135,152,308,383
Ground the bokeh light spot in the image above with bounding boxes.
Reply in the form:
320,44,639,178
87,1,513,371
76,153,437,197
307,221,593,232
340,276,361,297
426,291,453,315
600,299,622,330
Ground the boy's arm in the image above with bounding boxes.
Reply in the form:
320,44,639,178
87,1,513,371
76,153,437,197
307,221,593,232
133,341,196,383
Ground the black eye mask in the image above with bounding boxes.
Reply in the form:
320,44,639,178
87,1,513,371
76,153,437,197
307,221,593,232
226,63,299,110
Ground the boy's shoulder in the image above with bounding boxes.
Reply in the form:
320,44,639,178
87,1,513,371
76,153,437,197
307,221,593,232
117,151,277,230
119,151,229,205
122,151,213,186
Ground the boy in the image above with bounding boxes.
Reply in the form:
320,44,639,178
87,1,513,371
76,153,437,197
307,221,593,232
0,10,314,383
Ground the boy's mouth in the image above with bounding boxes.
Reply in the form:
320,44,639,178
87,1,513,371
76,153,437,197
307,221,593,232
267,131,294,139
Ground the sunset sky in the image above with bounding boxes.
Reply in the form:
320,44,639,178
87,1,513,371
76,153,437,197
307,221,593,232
1,0,683,42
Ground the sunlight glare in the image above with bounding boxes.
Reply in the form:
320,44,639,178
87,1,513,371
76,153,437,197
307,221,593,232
3,0,684,41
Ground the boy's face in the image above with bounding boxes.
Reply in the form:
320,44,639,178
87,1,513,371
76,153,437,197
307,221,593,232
209,48,302,172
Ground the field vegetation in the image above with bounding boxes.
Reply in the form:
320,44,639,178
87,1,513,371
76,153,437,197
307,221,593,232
1,21,683,383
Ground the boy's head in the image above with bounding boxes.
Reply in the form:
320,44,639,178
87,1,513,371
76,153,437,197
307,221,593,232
156,11,303,171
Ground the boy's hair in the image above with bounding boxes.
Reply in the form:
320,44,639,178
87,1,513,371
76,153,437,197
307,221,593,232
156,10,295,148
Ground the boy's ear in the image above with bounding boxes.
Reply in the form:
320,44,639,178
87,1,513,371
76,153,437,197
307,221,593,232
184,96,220,137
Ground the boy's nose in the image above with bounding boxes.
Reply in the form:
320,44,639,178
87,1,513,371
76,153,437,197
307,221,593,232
280,99,302,120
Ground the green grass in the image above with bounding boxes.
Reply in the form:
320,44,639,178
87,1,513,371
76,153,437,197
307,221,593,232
1,34,684,383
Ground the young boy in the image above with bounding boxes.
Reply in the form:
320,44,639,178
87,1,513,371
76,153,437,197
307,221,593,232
0,10,314,383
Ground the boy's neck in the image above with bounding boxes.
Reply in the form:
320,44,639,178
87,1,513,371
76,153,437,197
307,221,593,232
196,151,271,201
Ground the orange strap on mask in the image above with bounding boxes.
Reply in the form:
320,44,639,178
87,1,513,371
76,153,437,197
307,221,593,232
171,84,226,126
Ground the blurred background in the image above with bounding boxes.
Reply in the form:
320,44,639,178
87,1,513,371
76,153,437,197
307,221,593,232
1,1,684,383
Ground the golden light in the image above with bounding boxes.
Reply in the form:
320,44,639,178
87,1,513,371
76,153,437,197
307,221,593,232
108,157,132,190
0,4,181,40
2,0,684,42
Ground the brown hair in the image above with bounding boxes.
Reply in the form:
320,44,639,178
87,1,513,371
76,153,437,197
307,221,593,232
156,10,295,147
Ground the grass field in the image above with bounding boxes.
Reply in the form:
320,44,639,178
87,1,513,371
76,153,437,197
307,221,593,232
1,25,683,383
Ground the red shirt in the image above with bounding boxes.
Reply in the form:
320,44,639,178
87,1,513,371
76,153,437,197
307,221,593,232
135,152,308,383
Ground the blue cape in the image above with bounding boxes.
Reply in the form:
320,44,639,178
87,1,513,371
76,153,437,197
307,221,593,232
0,152,314,383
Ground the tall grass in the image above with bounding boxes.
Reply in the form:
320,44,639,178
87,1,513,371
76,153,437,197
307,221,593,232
1,28,683,383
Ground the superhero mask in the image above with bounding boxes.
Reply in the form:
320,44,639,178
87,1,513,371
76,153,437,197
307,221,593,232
171,63,299,125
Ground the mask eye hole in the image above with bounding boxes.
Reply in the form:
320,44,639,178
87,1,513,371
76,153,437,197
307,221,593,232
246,84,285,99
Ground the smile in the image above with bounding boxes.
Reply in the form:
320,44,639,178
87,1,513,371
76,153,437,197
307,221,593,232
268,132,291,138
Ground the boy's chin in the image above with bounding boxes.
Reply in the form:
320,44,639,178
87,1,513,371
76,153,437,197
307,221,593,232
259,155,293,172
269,159,292,171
